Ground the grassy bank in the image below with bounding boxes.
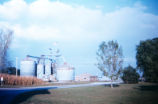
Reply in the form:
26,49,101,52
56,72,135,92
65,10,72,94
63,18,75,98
11,82,158,104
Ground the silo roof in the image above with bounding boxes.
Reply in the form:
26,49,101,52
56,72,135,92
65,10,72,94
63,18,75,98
22,57,34,61
57,62,74,70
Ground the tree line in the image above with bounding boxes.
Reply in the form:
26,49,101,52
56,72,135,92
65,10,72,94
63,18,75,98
97,38,158,87
136,38,158,82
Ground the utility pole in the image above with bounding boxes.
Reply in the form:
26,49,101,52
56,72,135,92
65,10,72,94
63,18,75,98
16,57,18,76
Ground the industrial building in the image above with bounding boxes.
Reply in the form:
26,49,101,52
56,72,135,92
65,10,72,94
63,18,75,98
75,73,91,81
20,54,75,82
90,76,98,82
75,73,98,82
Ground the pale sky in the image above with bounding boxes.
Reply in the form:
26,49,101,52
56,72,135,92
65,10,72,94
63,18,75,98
0,0,158,76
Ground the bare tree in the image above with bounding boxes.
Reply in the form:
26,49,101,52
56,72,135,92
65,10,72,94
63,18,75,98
0,28,13,72
96,40,123,88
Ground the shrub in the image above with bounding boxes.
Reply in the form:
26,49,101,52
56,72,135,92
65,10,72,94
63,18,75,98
121,65,140,84
0,74,44,86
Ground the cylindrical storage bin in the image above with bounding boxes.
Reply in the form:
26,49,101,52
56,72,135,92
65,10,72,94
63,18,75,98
20,60,35,77
45,63,51,76
56,67,74,81
37,64,44,79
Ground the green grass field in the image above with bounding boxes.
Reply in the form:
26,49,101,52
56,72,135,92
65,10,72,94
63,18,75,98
12,83,158,104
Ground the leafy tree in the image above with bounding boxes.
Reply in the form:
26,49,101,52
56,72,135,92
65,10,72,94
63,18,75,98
96,40,123,88
136,38,158,82
0,28,13,72
122,65,139,84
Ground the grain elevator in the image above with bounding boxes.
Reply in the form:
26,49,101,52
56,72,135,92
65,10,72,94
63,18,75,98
20,48,75,82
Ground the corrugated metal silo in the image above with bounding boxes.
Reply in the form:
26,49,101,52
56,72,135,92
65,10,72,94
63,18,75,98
44,61,51,81
56,67,75,81
52,63,56,74
37,64,44,79
20,59,35,77
45,61,51,76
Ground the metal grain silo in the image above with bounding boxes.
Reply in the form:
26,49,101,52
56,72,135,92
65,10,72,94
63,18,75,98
44,61,51,81
20,59,35,77
56,64,75,81
37,64,44,79
45,61,51,76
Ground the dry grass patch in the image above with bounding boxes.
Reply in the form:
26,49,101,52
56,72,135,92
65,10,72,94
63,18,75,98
0,74,44,86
